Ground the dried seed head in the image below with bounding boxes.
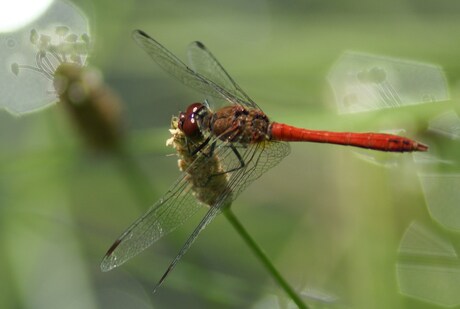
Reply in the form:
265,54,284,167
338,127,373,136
167,117,230,207
55,63,123,152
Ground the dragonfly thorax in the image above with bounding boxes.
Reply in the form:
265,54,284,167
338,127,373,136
178,103,271,145
208,105,271,144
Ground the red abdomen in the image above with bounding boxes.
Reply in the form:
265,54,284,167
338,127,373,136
269,122,427,152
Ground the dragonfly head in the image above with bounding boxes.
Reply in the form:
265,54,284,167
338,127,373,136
178,102,207,138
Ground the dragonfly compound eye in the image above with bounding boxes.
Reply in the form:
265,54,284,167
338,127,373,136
178,103,203,137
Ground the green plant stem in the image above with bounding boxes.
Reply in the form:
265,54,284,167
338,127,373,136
223,209,308,309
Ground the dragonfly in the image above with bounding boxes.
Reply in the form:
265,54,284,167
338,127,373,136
101,30,428,290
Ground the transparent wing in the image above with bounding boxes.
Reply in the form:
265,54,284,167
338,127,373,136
154,140,291,289
132,30,252,108
100,172,205,271
101,139,290,283
187,41,260,110
100,139,239,271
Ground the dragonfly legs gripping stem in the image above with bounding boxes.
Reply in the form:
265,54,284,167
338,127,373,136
189,137,246,178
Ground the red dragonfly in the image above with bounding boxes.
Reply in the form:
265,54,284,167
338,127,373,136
101,30,427,289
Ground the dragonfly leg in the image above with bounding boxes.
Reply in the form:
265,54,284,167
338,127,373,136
209,144,245,177
188,136,212,157
228,144,245,171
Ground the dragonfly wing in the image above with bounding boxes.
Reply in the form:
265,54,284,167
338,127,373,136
153,140,291,288
100,173,205,272
187,41,260,110
154,202,223,291
101,136,290,286
222,141,291,199
100,136,238,272
133,30,240,105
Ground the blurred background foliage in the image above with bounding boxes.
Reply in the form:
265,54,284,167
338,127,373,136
1,0,460,308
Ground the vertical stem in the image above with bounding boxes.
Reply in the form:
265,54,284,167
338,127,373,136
223,209,308,309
